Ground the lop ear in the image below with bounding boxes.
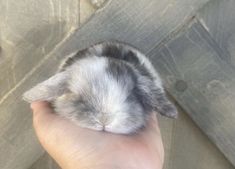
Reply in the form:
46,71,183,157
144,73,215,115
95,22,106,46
155,93,178,118
136,74,178,118
23,71,68,103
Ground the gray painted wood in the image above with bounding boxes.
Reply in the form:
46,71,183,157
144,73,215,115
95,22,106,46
0,0,79,99
196,0,235,164
52,0,210,58
148,18,235,165
159,106,235,169
29,153,60,169
198,0,235,60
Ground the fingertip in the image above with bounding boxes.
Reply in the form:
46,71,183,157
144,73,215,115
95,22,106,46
30,101,51,110
31,103,57,135
148,112,158,124
31,101,54,122
144,112,160,133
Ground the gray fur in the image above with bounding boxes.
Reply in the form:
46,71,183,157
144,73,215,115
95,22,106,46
23,41,177,134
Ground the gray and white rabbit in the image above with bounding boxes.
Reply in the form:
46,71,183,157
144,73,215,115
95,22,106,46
23,41,177,134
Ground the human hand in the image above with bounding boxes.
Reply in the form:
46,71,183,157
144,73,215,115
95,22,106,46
31,101,164,169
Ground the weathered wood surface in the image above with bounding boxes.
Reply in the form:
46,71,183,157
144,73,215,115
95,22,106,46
54,0,210,58
198,0,235,163
159,107,234,169
1,0,235,168
147,0,235,164
29,153,60,169
0,0,80,99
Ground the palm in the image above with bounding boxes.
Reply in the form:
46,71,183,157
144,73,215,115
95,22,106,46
31,102,164,169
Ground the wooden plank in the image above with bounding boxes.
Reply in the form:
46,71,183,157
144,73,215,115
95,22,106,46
80,0,96,24
0,134,44,169
52,0,210,58
29,153,60,169
195,0,235,164
0,0,79,99
0,44,62,169
148,19,235,165
198,0,235,59
159,106,235,169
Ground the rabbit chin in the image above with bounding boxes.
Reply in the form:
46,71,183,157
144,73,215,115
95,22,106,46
104,125,143,134
72,120,145,134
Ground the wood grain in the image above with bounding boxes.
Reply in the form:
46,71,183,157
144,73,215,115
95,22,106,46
0,0,79,99
53,0,210,58
148,18,235,165
159,106,235,169
29,153,60,169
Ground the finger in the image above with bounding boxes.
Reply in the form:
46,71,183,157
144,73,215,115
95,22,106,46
30,101,101,168
31,102,59,144
31,101,55,132
31,101,51,111
141,113,161,136
145,113,164,164
30,102,74,168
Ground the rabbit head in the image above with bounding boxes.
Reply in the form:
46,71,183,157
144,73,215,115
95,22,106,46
23,42,177,134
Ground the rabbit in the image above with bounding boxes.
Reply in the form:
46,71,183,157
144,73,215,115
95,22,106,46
23,41,177,134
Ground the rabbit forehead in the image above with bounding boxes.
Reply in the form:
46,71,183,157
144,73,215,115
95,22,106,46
70,55,107,73
67,56,108,91
66,56,135,113
67,55,134,92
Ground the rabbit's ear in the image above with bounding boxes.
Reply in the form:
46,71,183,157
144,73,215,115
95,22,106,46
136,74,178,118
155,93,178,118
23,71,68,103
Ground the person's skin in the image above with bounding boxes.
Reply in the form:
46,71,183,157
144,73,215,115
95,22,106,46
31,101,164,169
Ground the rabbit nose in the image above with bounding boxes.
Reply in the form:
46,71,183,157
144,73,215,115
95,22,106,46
99,112,109,126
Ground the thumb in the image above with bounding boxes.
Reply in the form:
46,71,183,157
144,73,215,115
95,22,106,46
31,101,61,147
31,102,57,138
30,101,88,169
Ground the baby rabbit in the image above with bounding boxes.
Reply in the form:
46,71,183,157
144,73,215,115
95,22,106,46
23,41,177,134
